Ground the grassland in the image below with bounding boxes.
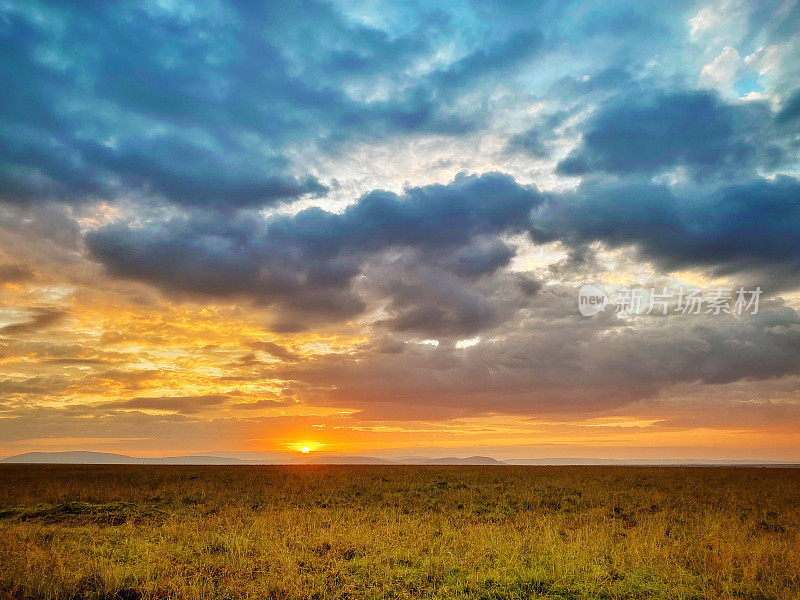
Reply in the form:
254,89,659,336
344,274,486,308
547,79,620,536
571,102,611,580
0,465,798,599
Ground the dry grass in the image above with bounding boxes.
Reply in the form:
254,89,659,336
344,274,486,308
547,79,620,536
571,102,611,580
0,465,798,599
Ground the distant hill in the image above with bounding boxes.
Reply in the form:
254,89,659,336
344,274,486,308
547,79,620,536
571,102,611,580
413,456,507,465
1,451,141,464
0,451,256,465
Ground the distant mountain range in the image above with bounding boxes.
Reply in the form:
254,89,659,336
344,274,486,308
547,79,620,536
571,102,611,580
1,451,797,466
0,451,260,465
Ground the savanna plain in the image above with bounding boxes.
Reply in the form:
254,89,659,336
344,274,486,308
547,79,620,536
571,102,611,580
0,465,798,600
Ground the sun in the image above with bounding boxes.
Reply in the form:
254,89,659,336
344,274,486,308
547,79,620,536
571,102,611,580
290,442,319,453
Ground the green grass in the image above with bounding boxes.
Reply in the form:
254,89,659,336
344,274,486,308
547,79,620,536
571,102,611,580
0,465,798,599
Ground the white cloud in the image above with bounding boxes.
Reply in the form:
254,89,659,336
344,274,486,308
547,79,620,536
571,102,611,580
689,0,744,42
744,44,789,85
700,45,741,90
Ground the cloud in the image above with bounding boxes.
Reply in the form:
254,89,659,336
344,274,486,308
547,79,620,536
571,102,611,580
777,88,800,124
104,394,229,415
0,1,350,209
87,173,543,329
532,176,800,286
230,398,297,410
87,167,800,332
266,298,800,420
556,90,786,179
0,307,66,335
505,110,572,158
248,341,299,362
0,264,34,284
0,1,550,210
374,264,499,336
0,375,69,395
700,45,742,89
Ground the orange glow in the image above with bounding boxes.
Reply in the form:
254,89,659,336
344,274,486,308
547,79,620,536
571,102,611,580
0,264,798,463
288,442,322,453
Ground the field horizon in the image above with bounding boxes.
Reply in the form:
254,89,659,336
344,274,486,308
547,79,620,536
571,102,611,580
5,450,800,467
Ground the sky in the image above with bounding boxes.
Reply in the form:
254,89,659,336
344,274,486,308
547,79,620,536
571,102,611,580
1,0,800,460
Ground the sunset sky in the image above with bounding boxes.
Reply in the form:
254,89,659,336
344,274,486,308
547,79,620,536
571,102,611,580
1,0,800,461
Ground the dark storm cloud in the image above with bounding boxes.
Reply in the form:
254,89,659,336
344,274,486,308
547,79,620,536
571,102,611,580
88,166,800,331
0,1,549,209
0,2,327,208
375,265,499,336
267,299,800,419
87,173,543,328
532,175,800,283
557,90,787,179
777,88,800,125
505,109,574,159
506,128,550,158
442,238,516,279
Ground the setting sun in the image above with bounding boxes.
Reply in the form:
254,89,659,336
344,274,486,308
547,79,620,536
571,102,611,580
301,446,310,453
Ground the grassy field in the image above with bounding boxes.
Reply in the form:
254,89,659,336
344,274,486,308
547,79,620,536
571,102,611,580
0,465,798,599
